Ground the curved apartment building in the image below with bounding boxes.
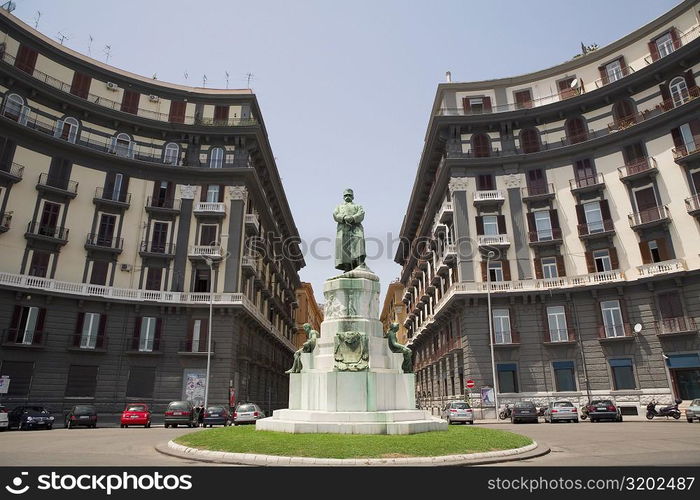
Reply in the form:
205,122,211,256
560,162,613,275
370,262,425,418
398,0,700,414
0,9,304,413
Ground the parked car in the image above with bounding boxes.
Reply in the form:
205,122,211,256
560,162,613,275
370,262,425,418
511,401,539,424
544,400,579,423
233,403,265,425
120,403,151,428
586,399,623,422
441,401,474,424
64,405,98,429
686,399,700,423
202,406,231,427
164,401,198,428
0,405,8,431
8,405,55,430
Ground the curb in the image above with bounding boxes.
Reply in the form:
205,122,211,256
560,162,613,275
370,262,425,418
155,439,549,466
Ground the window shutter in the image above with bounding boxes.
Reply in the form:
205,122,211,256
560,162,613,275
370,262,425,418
70,72,91,99
74,312,85,347
200,185,208,202
213,105,230,123
475,216,484,235
541,305,551,342
200,319,209,352
480,261,487,281
600,199,611,221
132,317,142,350
639,241,652,264
482,96,492,112
670,27,680,48
609,247,619,270
689,119,700,138
154,318,163,351
34,309,46,345
598,65,607,84
556,255,566,277
218,186,225,202
671,127,684,148
96,315,107,348
169,101,186,123
502,260,511,281
15,45,38,74
659,84,671,104
120,175,130,203
462,97,471,114
585,252,595,273
685,69,697,89
565,307,576,341
534,258,543,279
8,305,22,342
497,215,507,234
186,319,194,345
526,212,535,231
648,41,660,62
164,181,175,204
657,237,670,261
575,204,586,225
550,209,560,229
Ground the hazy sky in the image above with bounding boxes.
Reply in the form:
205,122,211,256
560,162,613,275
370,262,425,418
13,0,681,301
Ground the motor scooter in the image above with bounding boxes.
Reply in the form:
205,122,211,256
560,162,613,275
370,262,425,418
646,399,681,420
579,404,589,420
498,404,512,420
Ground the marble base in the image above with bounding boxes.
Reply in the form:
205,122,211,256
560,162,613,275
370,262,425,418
256,409,447,435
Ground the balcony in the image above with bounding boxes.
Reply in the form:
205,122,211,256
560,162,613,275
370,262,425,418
178,340,216,356
0,162,24,183
473,190,505,206
35,173,78,198
637,259,686,277
628,206,670,230
577,219,615,239
594,65,635,88
528,228,563,246
188,245,224,260
438,201,453,222
0,211,11,233
656,317,698,337
656,85,700,113
493,330,520,347
93,187,131,210
598,323,634,342
2,328,46,348
139,240,176,259
241,255,257,276
606,111,649,133
245,213,260,234
25,221,69,245
569,174,605,195
85,233,124,254
617,157,657,182
443,243,457,262
686,194,700,216
521,183,555,203
477,234,510,247
145,196,181,217
193,202,226,217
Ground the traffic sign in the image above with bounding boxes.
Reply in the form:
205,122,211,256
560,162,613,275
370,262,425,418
466,379,475,389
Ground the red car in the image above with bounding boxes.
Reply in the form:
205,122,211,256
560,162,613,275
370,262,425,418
120,403,151,428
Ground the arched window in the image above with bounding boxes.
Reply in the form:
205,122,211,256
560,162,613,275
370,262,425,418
111,133,133,158
2,93,28,124
520,128,541,153
54,116,79,143
612,100,637,128
163,142,179,165
565,117,588,144
471,133,490,158
670,76,689,108
209,147,224,168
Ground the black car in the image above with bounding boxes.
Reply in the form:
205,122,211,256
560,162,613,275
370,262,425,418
8,405,55,430
202,406,231,427
164,401,198,428
64,405,98,429
511,401,539,424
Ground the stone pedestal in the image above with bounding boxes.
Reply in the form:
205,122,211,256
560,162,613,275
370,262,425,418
258,266,446,435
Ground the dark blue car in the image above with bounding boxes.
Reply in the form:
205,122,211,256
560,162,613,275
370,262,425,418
203,406,231,427
8,405,55,430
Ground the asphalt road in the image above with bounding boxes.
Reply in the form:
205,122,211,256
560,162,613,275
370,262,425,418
0,419,698,467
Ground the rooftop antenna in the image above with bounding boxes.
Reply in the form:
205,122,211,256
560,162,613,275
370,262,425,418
245,72,254,88
57,32,69,45
202,74,207,87
152,73,158,80
445,71,452,83
184,70,188,81
88,35,93,56
103,44,111,63
0,2,16,13
225,71,230,89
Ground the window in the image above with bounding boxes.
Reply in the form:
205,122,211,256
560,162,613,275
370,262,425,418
112,173,124,202
209,147,224,168
54,117,79,143
169,101,186,123
584,201,604,233
541,257,558,279
193,268,211,293
0,361,33,396
679,123,696,152
497,363,519,393
38,201,61,236
70,72,91,99
199,225,218,246
609,358,636,390
669,76,690,108
553,361,577,391
482,215,499,236
125,366,156,398
477,174,494,191
547,306,568,342
655,32,675,59
527,168,546,194
111,133,133,158
14,45,38,74
565,117,588,144
492,309,511,344
2,93,28,124
28,251,50,277
80,313,101,349
462,96,492,114
557,76,577,99
471,134,490,157
534,211,553,241
191,319,203,352
520,128,540,153
593,249,612,272
574,158,596,186
96,214,116,246
120,90,140,114
163,143,179,165
138,317,157,352
213,105,229,124
145,267,163,291
514,89,533,109
488,261,503,282
601,300,624,338
9,306,45,345
89,261,109,286
65,365,98,398
151,222,169,253
206,185,220,203
605,60,623,83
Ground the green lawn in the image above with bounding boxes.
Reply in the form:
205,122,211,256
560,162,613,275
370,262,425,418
174,425,532,459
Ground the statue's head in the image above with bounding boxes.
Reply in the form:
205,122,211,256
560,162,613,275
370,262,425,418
343,188,354,202
303,323,311,332
390,322,400,332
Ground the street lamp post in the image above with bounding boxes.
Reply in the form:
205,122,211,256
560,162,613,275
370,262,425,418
202,256,216,410
486,250,499,419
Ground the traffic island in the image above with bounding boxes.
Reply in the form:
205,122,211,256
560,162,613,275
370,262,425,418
160,425,544,466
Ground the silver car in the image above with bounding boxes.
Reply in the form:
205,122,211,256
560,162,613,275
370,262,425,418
544,400,579,423
233,403,265,425
441,401,475,425
686,399,700,423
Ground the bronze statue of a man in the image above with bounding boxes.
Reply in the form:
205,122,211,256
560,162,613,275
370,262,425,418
385,322,412,373
286,323,319,374
333,188,366,272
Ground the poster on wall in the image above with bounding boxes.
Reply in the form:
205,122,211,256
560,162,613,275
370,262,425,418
481,386,495,407
182,369,207,405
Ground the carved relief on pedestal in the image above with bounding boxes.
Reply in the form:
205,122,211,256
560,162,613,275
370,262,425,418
503,174,521,188
228,186,248,201
334,331,369,371
179,185,196,200
448,176,469,193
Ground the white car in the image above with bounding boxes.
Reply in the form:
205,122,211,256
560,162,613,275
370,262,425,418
233,403,265,425
441,401,475,425
544,400,579,423
0,406,7,431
